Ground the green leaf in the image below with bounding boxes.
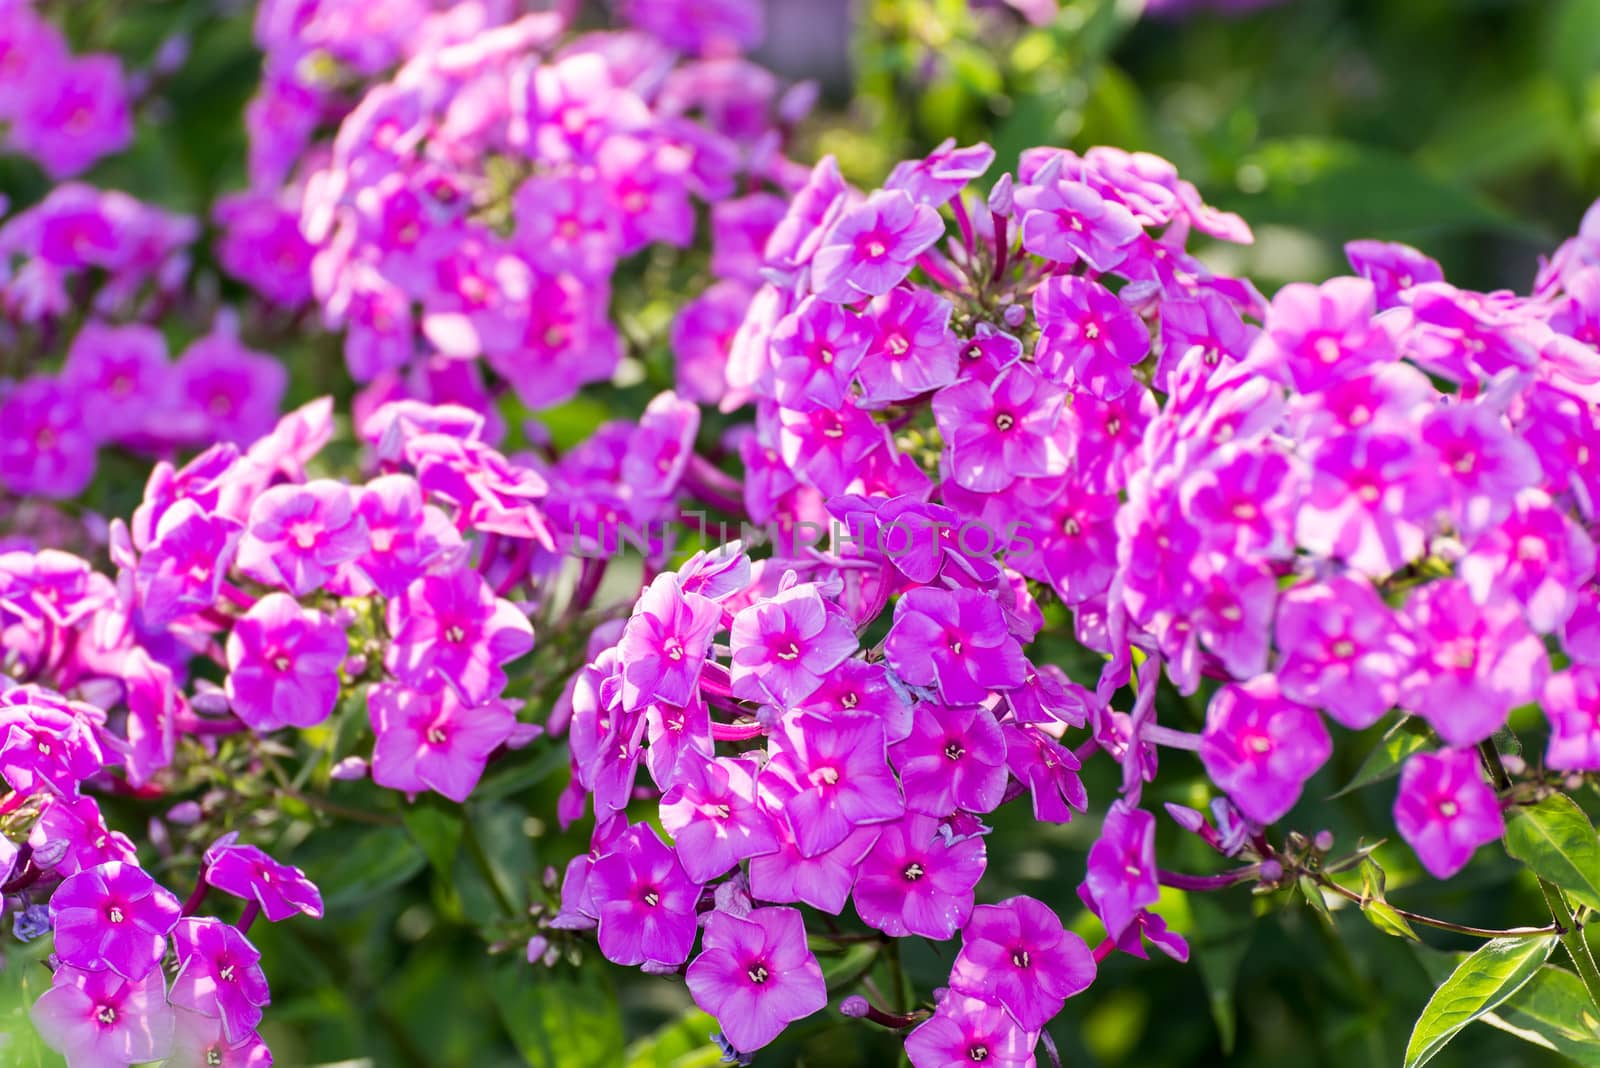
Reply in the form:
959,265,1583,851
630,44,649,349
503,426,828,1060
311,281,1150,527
1225,139,1532,241
822,944,880,992
1404,935,1556,1068
1362,900,1420,942
1188,891,1255,1054
625,1009,723,1068
403,803,464,880
490,960,625,1068
1503,795,1600,912
308,826,427,911
1483,965,1600,1066
1331,716,1433,799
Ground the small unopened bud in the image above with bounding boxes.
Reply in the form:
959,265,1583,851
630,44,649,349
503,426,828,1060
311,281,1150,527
343,654,369,678
543,866,559,889
30,838,70,871
166,801,203,825
840,995,870,1018
507,722,544,750
987,173,1015,216
525,936,549,964
13,905,50,943
332,606,359,629
1257,859,1284,884
189,688,231,718
1002,303,1027,328
777,80,820,126
1499,754,1526,777
1286,831,1309,854
1313,830,1335,853
329,757,368,781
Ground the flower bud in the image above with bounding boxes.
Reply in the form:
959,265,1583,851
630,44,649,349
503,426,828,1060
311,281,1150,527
330,756,368,781
839,995,870,1018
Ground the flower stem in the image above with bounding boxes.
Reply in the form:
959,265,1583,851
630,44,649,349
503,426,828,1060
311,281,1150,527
1317,878,1558,940
1156,867,1256,892
463,814,519,919
1536,879,1600,1010
1479,738,1600,1006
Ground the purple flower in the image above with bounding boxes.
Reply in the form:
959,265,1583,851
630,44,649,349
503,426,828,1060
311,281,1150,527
1296,432,1435,577
746,815,877,915
1459,489,1596,634
1081,803,1159,941
167,1007,273,1068
885,139,996,207
342,474,464,598
1401,579,1549,747
367,682,516,803
1015,178,1143,271
904,993,1037,1068
1345,239,1444,307
891,703,1008,817
729,584,857,708
386,568,534,705
169,918,271,1043
31,965,173,1068
203,835,324,922
171,331,288,447
932,364,1067,493
885,587,1027,705
1543,668,1600,771
237,480,369,597
947,895,1096,1030
132,501,243,628
659,750,781,882
857,287,960,406
1199,675,1332,824
617,573,723,712
1275,574,1413,730
1418,402,1540,540
768,296,869,410
0,695,106,798
589,823,703,967
226,594,347,733
214,189,314,306
1251,277,1394,392
49,862,181,980
60,322,171,445
1003,722,1087,823
0,375,96,499
811,190,944,302
686,907,827,1053
1035,276,1151,399
852,813,986,939
12,54,133,179
1394,748,1505,879
760,714,905,857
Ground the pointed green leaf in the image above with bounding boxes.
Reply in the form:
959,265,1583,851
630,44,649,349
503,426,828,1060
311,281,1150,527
1503,795,1600,912
1332,717,1433,798
1189,891,1255,1054
1404,935,1556,1068
490,960,624,1068
1483,964,1600,1066
1362,899,1420,942
403,803,464,879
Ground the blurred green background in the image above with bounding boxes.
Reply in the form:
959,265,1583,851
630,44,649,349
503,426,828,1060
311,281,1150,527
5,1,1600,1065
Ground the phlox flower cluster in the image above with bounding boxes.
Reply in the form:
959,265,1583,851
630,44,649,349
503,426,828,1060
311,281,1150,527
0,674,321,1068
0,3,136,178
557,132,1600,1060
279,0,808,417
